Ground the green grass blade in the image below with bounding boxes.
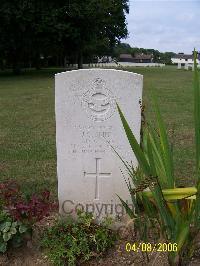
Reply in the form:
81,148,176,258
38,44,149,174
169,220,190,264
117,103,151,176
146,132,157,176
152,95,175,188
148,127,168,186
152,185,176,237
117,195,136,218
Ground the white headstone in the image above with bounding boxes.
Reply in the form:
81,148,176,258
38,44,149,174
184,63,189,70
178,62,182,69
55,69,143,220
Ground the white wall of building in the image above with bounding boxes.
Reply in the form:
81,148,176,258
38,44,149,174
83,62,165,68
172,58,200,64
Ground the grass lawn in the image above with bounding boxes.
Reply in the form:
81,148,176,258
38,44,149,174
0,66,196,197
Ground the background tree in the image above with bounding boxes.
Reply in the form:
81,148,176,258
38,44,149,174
159,52,175,65
65,0,129,68
112,43,132,58
0,0,129,73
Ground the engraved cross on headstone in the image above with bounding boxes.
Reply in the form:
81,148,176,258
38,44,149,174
84,158,111,200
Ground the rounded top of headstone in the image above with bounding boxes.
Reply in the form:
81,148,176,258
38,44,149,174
55,68,143,79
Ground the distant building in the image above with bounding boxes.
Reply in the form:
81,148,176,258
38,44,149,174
133,53,153,63
119,54,134,62
119,53,153,63
171,53,200,65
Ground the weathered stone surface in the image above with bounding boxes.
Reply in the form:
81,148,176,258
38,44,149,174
55,69,143,219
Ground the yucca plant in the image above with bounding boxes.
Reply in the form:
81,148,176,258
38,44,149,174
117,50,200,265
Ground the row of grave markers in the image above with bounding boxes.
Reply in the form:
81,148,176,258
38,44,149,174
177,62,195,70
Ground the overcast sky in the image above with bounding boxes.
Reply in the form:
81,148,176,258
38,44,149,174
125,0,200,53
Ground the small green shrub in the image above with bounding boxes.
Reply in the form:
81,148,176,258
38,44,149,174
0,210,28,253
41,211,117,266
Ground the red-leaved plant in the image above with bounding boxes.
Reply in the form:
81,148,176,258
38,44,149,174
0,181,57,227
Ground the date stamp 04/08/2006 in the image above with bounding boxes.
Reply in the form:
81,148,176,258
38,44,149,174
125,242,178,253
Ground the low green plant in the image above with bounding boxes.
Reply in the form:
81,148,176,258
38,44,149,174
0,210,28,253
41,211,117,266
117,50,200,265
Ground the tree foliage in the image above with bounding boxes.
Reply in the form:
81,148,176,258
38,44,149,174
0,0,129,73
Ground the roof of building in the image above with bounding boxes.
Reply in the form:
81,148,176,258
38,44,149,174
172,54,193,59
133,53,153,60
119,53,153,60
119,54,133,59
